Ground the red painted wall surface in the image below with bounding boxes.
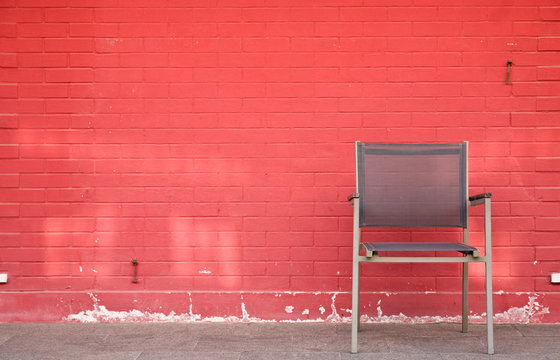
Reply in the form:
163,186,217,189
0,0,559,323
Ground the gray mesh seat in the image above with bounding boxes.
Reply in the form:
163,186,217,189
361,242,479,257
349,142,494,355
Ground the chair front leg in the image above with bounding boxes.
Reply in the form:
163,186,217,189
484,197,494,355
351,196,360,353
462,262,468,333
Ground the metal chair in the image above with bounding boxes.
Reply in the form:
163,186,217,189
349,142,494,355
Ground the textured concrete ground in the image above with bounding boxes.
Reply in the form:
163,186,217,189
0,323,559,360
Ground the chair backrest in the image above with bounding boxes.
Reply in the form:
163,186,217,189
356,142,468,228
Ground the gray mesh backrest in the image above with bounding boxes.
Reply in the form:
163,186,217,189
357,142,467,228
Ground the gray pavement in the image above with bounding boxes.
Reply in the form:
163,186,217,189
0,323,559,359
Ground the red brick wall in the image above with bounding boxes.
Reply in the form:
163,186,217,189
0,0,559,322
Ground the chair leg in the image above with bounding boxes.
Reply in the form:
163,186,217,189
357,262,361,332
351,259,360,353
484,197,494,355
486,260,494,355
462,262,468,333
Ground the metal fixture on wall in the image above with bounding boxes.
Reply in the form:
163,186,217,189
506,59,513,83
131,258,139,283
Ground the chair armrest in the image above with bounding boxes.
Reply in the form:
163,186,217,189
469,193,492,201
469,193,492,206
347,193,359,202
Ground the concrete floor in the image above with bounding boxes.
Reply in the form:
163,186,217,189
0,323,559,359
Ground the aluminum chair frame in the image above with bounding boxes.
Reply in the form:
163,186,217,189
349,141,494,355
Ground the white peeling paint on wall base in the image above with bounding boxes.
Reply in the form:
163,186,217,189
361,294,549,325
64,292,550,324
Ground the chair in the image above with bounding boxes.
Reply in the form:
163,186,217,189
349,142,494,355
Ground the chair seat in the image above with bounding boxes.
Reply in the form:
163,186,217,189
362,242,479,256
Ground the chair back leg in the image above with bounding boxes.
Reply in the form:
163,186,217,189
351,196,361,353
351,259,359,353
486,260,494,355
462,262,469,333
485,198,494,355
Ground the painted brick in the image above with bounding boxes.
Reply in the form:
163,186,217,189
0,54,17,68
538,37,560,51
361,276,436,292
537,97,560,111
242,276,290,290
94,38,143,53
463,22,513,36
536,158,560,171
266,22,314,36
537,66,560,80
387,7,437,21
512,143,560,157
19,84,68,99
0,204,19,217
514,22,560,37
45,69,94,83
536,247,560,261
536,217,560,231
17,53,64,68
266,262,313,276
515,52,560,67
0,145,19,159
68,23,119,38
46,99,94,114
1,1,560,323
0,23,16,37
18,24,68,38
388,37,438,52
138,6,183,21
0,8,42,22
290,247,339,261
68,54,118,68
494,247,535,262
339,7,386,21
171,23,217,38
95,69,143,82
243,217,291,232
513,82,560,96
290,277,339,291
46,8,93,22
0,84,17,98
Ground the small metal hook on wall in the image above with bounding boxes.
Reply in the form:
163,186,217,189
131,258,139,283
505,59,513,83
